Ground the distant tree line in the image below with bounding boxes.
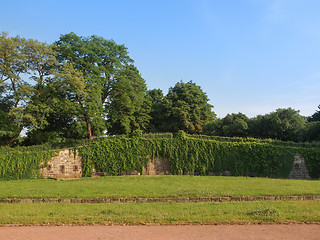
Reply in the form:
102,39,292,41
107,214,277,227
203,107,320,142
0,32,319,146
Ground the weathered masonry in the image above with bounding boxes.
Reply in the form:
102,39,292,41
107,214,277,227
41,149,171,179
40,149,82,178
41,150,311,180
289,154,311,180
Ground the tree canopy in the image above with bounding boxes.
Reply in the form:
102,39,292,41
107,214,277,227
146,89,166,132
1,32,151,145
161,81,215,134
221,113,249,137
53,32,135,139
309,105,320,122
0,32,56,145
305,105,320,142
1,32,319,146
106,65,151,135
252,108,306,141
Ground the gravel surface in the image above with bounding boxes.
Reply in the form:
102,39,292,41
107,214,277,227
0,224,319,240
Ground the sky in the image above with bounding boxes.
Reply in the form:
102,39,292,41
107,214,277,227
1,0,320,118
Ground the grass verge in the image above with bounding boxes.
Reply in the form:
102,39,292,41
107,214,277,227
1,176,320,199
0,201,319,225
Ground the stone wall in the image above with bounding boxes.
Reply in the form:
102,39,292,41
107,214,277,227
41,149,82,178
143,157,171,175
41,150,170,178
289,154,311,180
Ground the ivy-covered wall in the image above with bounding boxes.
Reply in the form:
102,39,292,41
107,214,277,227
1,131,319,180
79,131,320,179
0,147,55,180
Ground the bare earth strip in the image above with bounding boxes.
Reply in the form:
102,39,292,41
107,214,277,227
2,195,320,204
0,225,319,240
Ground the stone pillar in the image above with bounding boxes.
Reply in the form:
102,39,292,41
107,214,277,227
289,154,311,180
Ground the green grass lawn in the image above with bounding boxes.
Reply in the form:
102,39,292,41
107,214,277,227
1,176,320,225
0,176,319,199
1,201,319,225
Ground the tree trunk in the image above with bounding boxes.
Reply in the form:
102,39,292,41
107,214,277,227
86,117,93,140
6,124,24,146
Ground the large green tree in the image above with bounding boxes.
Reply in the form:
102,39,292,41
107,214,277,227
53,33,148,138
146,88,167,132
0,32,56,145
161,81,215,134
203,113,249,137
221,113,249,137
106,65,151,135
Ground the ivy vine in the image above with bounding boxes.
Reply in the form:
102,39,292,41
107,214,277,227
1,131,319,179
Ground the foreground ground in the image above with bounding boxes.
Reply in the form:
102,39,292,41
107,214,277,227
0,176,319,225
1,176,320,199
1,225,320,240
1,201,319,225
1,176,319,238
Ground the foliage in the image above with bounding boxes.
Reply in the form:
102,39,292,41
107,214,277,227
146,88,167,132
0,32,57,145
1,131,319,180
130,129,143,139
298,146,320,179
79,136,150,177
0,100,16,145
146,137,294,178
106,65,151,135
309,105,320,122
204,113,249,137
305,105,320,142
0,147,55,180
205,109,309,143
1,32,318,146
202,119,222,136
185,133,320,148
23,33,150,144
53,32,148,139
78,131,320,179
249,108,307,142
142,132,173,139
305,121,320,142
221,113,249,137
160,81,215,134
52,60,106,139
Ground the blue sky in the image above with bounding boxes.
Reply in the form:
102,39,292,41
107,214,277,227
1,0,320,118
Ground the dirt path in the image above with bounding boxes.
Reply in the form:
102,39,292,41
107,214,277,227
1,224,319,240
2,195,320,204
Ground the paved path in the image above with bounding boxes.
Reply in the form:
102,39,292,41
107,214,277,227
1,224,319,240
